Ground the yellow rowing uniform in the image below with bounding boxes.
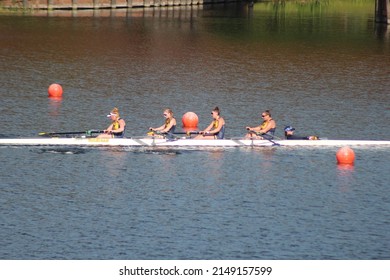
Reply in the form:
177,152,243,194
113,120,120,130
164,118,170,128
112,118,125,137
259,118,275,135
260,119,269,130
212,119,225,139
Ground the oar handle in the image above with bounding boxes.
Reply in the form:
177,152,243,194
246,129,274,137
173,131,200,135
246,129,261,136
246,129,280,145
148,130,200,136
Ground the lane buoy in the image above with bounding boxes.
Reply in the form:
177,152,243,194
336,146,355,165
182,112,199,128
48,83,63,98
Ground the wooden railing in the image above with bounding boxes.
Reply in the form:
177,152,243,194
0,0,235,9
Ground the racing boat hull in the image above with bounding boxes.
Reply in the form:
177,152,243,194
0,137,389,147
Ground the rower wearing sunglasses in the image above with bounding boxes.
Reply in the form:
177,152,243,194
195,107,225,139
245,110,276,139
149,108,177,138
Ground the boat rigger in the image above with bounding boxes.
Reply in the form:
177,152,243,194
0,137,389,147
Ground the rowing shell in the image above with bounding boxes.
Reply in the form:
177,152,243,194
0,137,389,147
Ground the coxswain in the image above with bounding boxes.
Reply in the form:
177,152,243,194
284,126,319,140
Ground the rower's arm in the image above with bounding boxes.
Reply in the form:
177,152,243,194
246,125,261,132
202,122,214,133
105,123,114,132
150,124,165,131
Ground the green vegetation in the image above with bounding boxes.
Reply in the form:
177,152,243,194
254,0,374,15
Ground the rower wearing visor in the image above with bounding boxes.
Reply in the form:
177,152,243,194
245,110,276,139
195,106,225,139
97,107,126,138
148,108,177,138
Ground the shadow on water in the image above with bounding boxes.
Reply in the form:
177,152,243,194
375,23,389,42
34,147,89,155
128,147,184,155
24,145,284,156
30,146,195,155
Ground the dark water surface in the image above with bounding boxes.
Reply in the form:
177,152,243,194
0,2,389,259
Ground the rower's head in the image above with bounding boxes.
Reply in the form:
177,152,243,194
107,107,120,120
211,107,220,118
163,108,173,118
284,126,295,135
261,110,271,120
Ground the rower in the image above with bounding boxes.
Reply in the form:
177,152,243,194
284,126,319,140
195,106,225,139
245,109,276,139
97,107,126,138
148,108,177,139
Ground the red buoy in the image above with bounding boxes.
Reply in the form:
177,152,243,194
48,83,63,98
336,146,355,165
182,112,199,128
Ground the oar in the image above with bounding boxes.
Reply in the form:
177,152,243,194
38,130,104,137
173,131,201,136
147,130,200,137
261,133,280,146
247,129,280,146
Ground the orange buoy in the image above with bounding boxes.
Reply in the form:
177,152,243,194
336,146,355,165
182,112,199,128
48,83,63,98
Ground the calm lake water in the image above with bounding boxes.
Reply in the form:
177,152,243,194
0,1,389,259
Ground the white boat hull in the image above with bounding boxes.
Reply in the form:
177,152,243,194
0,137,389,147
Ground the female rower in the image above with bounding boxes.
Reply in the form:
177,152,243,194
149,108,177,137
97,107,126,138
245,109,276,139
195,106,225,139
